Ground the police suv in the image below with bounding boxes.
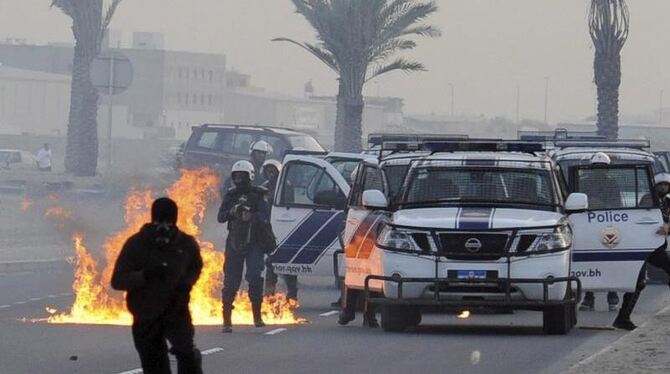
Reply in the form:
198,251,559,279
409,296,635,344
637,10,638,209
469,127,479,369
547,139,665,295
343,140,583,334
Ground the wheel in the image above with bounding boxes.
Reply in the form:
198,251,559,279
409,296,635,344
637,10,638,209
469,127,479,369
381,305,410,332
543,304,571,335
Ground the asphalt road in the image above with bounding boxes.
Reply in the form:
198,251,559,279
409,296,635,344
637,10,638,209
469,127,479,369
1,270,669,374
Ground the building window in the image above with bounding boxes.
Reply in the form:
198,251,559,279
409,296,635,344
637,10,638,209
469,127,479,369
185,94,189,105
200,94,205,105
192,94,197,105
208,94,213,106
209,70,213,82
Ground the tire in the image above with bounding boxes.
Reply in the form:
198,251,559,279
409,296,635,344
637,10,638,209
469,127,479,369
543,304,571,335
381,305,410,332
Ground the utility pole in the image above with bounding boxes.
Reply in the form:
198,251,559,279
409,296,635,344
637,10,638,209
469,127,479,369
543,77,550,124
107,54,115,171
448,83,455,117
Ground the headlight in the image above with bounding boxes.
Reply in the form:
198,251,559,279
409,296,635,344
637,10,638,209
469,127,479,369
377,225,434,253
528,224,572,253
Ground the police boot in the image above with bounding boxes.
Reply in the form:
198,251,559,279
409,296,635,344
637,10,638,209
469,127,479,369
337,288,357,325
222,303,233,333
362,304,379,328
613,292,640,331
579,292,595,312
252,301,265,328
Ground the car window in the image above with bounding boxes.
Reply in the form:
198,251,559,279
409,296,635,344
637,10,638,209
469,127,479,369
195,130,220,150
260,135,288,157
287,135,324,152
329,159,360,185
280,162,346,209
350,167,384,207
577,167,654,210
222,133,254,155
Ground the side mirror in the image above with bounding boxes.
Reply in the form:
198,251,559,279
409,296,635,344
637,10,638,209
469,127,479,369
565,193,588,213
362,189,388,209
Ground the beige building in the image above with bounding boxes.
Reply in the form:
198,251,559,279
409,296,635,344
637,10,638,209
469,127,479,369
0,65,70,135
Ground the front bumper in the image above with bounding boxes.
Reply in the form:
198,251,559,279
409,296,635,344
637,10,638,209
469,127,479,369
365,274,581,309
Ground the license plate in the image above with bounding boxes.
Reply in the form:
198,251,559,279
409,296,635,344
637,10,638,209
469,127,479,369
456,270,487,280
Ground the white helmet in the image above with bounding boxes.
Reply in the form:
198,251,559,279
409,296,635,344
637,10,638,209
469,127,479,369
262,159,282,174
231,160,255,181
250,140,273,155
590,152,611,165
655,173,670,185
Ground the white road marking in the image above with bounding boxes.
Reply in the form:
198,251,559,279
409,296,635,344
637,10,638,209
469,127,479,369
0,305,10,309
29,298,41,301
117,369,143,374
320,310,339,317
201,347,224,355
60,292,71,296
47,295,58,298
265,328,287,336
13,301,26,305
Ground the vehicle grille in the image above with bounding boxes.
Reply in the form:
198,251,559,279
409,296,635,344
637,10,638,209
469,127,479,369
438,233,510,260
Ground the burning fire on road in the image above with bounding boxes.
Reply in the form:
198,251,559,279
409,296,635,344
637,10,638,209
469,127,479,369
42,168,304,326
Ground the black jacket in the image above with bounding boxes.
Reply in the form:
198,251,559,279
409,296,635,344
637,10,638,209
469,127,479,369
218,186,270,253
111,224,203,321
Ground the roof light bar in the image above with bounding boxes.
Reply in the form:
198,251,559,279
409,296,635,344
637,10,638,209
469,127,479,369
554,140,650,149
368,134,469,146
421,141,544,153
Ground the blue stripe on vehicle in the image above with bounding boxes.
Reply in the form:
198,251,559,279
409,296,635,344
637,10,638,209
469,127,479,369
271,211,335,264
292,211,346,264
573,251,654,262
457,208,493,230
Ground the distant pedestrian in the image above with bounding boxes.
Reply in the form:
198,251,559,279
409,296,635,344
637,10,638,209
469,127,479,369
112,197,204,374
35,143,52,172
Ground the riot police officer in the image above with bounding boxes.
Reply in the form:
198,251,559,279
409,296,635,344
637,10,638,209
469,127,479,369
218,160,271,332
614,173,670,330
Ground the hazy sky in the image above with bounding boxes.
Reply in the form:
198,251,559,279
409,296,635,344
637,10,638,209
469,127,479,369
1,0,669,124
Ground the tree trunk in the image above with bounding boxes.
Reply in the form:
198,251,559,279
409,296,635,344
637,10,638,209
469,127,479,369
64,27,100,176
334,78,364,153
594,51,622,140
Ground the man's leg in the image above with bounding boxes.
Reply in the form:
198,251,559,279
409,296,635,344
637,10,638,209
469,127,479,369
283,275,299,301
607,292,619,312
338,287,358,325
614,264,647,330
132,319,171,374
165,308,202,374
245,248,266,327
264,256,278,296
647,244,670,287
579,291,595,311
222,250,244,332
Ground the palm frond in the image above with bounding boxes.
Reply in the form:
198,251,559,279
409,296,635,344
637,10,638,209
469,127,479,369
102,0,123,31
272,38,339,73
51,0,75,18
366,58,425,82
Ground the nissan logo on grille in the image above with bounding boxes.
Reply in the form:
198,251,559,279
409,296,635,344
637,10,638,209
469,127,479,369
464,238,482,253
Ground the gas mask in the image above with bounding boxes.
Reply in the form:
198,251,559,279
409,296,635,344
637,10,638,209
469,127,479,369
154,222,175,246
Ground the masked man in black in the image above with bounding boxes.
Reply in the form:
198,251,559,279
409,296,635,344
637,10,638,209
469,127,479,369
112,197,203,374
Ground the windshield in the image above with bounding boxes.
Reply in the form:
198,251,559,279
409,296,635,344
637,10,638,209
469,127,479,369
328,159,360,185
383,164,410,202
402,167,557,208
288,135,325,152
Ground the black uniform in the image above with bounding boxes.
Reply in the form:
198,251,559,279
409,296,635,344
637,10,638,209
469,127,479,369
218,184,270,329
615,194,670,329
111,201,203,374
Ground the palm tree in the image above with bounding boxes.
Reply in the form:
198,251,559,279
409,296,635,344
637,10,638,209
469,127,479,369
51,0,123,176
275,0,440,152
589,0,629,139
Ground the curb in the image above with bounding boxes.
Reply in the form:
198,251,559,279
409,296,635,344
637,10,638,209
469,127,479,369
562,303,670,373
0,258,72,274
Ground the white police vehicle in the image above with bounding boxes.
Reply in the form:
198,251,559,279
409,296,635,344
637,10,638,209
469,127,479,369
269,152,374,278
342,140,584,334
549,139,664,294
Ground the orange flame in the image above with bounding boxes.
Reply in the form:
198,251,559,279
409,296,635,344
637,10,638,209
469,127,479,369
47,168,304,326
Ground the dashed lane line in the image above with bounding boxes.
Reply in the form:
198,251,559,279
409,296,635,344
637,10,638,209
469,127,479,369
0,305,10,309
29,298,41,301
320,310,339,317
119,347,224,374
265,328,288,336
13,301,26,305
